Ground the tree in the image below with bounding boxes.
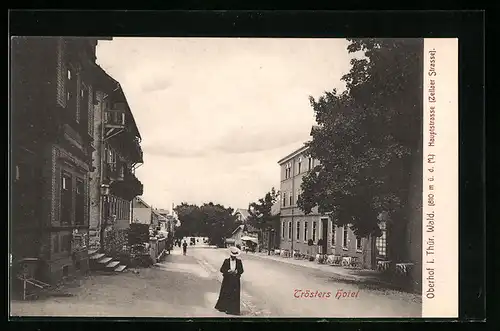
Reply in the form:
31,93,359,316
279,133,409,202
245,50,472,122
173,202,236,246
173,203,203,239
247,187,281,231
297,38,423,255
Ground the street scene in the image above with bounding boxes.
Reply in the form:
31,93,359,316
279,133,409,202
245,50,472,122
10,37,423,318
11,245,421,317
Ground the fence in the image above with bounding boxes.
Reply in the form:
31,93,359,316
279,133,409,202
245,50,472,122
149,237,166,262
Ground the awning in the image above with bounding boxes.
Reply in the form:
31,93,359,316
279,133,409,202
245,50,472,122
241,236,258,244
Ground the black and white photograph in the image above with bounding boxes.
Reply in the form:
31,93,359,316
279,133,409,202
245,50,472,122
9,36,458,318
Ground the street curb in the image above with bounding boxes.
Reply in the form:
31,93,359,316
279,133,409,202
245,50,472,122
194,257,266,317
251,254,398,288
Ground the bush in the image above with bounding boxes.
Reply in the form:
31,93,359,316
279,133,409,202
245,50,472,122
129,224,149,246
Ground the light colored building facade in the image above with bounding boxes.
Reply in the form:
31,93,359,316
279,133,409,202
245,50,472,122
226,224,259,248
233,209,250,223
278,145,377,268
131,197,153,225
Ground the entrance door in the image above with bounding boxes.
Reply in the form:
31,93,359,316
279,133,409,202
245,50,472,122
321,218,328,254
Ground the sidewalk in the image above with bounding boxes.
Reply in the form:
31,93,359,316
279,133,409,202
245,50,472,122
251,252,395,287
10,251,228,317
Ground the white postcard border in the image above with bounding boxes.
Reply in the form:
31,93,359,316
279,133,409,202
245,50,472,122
422,38,459,318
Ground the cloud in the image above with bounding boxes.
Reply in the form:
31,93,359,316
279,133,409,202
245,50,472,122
213,125,310,155
96,38,353,208
141,78,171,93
142,143,210,158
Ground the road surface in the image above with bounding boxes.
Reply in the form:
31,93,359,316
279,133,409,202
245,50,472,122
10,245,421,318
193,246,421,318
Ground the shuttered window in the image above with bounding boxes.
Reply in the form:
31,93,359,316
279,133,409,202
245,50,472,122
56,38,67,108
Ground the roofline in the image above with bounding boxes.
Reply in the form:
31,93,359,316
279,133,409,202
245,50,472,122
135,196,151,209
93,65,142,140
277,144,309,165
232,224,244,235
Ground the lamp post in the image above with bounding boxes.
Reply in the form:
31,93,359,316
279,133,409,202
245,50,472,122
268,228,275,255
100,184,110,252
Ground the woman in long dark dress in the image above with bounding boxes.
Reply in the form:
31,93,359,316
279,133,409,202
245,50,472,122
215,246,244,315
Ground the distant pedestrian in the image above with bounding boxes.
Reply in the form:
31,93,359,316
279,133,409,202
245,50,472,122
215,246,244,315
182,240,188,255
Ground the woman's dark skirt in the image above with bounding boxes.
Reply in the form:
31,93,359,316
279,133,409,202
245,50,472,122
215,274,241,315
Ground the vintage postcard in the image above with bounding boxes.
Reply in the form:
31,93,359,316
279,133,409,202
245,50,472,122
9,37,458,318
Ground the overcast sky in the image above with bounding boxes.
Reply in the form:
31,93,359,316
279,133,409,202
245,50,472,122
96,38,353,211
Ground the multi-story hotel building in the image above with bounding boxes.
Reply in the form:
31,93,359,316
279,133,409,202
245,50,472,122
277,145,380,269
277,140,422,283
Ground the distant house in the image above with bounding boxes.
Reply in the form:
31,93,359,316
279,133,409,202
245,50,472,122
132,197,153,225
226,224,260,249
233,209,250,223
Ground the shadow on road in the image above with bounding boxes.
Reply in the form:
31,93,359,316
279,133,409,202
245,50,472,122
326,274,420,297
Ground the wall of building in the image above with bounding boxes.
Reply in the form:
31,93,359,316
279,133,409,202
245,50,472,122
133,207,152,225
89,90,105,250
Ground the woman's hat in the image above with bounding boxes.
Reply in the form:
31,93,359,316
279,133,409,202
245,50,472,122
229,246,241,257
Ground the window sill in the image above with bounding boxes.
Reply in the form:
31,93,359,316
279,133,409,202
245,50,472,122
342,247,348,251
356,249,363,253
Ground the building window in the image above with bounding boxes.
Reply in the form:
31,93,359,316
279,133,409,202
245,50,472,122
304,221,308,241
53,235,59,253
284,162,292,179
282,221,285,238
342,226,349,248
80,83,89,133
66,66,77,119
376,221,387,258
312,221,317,242
283,193,286,207
75,178,84,225
289,192,293,206
61,172,73,224
297,157,302,174
331,221,336,246
308,157,312,170
356,237,362,251
296,221,301,240
288,221,292,239
297,189,301,203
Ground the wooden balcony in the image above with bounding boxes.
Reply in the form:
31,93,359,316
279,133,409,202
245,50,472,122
110,169,143,201
131,138,144,164
104,109,126,129
105,162,125,182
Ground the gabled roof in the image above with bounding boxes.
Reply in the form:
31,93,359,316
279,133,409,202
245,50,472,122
233,209,250,220
135,196,151,208
231,223,260,235
92,64,141,140
244,224,259,233
232,224,244,235
277,144,309,165
157,209,169,215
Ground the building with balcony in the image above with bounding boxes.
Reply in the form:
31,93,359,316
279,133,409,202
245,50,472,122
88,65,144,252
11,37,112,284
